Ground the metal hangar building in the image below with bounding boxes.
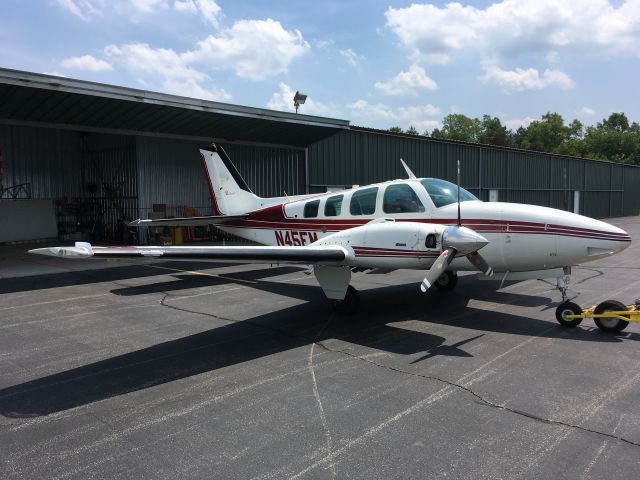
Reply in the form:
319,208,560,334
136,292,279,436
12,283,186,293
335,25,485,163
1,67,638,244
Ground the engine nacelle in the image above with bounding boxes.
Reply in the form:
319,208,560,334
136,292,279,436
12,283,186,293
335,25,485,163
315,220,447,269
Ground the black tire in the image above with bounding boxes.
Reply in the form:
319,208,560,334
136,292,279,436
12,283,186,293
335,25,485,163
594,300,629,333
434,271,458,291
333,285,360,315
555,301,583,327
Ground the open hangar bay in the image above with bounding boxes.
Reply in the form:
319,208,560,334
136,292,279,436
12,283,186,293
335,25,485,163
1,68,640,479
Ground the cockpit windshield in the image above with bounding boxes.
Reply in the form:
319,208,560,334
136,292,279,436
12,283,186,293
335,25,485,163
420,179,479,208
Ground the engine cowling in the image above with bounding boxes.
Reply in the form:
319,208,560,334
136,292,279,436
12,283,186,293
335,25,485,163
316,220,446,268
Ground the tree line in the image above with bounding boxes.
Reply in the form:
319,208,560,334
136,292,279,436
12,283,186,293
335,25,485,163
388,112,640,165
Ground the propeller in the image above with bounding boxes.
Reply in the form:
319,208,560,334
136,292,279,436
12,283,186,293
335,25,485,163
420,160,494,293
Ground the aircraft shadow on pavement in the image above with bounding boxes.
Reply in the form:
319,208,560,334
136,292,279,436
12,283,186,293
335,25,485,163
0,260,298,295
0,278,635,418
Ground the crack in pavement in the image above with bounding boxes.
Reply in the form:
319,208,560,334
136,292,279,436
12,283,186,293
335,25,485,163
160,290,640,451
157,277,640,475
314,342,640,449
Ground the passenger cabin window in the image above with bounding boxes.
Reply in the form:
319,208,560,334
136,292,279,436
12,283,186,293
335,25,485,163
383,184,425,213
420,179,478,208
304,199,320,218
350,187,378,215
324,194,343,216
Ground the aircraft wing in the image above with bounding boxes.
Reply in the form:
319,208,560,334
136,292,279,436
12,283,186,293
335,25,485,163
128,214,247,227
28,242,348,265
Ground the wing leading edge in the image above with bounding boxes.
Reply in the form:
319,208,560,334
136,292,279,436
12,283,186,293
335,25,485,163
29,242,348,265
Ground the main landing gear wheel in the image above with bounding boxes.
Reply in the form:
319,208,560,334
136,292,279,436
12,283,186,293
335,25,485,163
594,300,629,333
333,285,360,315
555,301,583,327
434,271,458,291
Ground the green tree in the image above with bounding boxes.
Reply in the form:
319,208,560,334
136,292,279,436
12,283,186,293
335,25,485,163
519,112,570,152
388,126,403,133
600,112,629,132
437,114,481,142
406,125,419,135
478,115,511,146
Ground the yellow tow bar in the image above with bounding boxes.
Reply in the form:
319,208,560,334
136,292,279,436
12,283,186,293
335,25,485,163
556,299,639,333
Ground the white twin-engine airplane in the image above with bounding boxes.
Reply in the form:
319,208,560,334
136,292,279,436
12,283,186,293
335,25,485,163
31,144,631,315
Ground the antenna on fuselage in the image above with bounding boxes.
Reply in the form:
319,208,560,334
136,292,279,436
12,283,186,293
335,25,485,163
457,159,461,227
400,158,416,179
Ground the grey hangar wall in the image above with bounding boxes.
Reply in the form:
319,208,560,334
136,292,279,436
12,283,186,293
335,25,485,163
308,128,640,219
1,123,639,244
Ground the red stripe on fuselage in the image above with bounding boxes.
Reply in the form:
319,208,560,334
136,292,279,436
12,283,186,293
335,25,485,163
215,205,630,242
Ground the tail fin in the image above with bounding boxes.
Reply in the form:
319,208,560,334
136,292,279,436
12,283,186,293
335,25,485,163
200,144,261,215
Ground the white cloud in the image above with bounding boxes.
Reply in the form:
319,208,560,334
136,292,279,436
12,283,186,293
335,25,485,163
267,83,336,116
316,39,334,50
385,1,640,64
131,0,167,13
55,0,103,20
174,0,221,27
105,43,204,81
347,100,440,130
61,54,113,72
104,43,230,101
576,106,596,117
162,78,231,101
182,19,309,80
174,0,196,12
504,117,535,131
374,64,438,96
339,48,365,67
481,65,574,91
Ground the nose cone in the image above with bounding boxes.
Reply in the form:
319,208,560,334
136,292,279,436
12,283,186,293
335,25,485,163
443,225,489,256
542,208,631,260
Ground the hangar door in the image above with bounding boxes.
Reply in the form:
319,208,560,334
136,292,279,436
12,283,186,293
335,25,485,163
0,126,306,244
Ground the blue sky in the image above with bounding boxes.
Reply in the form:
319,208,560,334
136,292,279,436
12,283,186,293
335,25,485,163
1,0,639,132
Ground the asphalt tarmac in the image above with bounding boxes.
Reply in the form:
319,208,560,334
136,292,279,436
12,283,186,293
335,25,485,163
1,216,639,479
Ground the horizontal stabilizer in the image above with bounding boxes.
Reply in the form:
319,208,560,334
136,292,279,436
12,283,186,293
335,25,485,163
128,214,247,227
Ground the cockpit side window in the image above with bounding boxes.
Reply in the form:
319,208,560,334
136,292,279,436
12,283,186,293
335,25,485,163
324,194,343,216
383,184,425,213
420,179,478,208
349,187,378,215
303,199,320,218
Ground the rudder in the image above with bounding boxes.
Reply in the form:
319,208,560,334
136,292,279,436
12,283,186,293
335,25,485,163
200,144,261,215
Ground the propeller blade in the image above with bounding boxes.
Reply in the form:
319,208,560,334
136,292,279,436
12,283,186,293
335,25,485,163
421,247,457,293
467,251,494,277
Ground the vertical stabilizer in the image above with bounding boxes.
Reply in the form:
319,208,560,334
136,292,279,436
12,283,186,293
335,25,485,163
200,144,261,215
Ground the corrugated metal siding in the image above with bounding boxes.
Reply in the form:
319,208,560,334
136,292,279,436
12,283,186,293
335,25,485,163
136,137,305,218
137,136,210,219
222,144,305,198
81,133,138,237
309,130,640,218
0,125,82,198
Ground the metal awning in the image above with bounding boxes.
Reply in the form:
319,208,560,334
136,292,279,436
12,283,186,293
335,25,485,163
0,68,350,148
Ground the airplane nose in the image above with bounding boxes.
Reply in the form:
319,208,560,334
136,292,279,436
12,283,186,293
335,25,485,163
557,213,631,259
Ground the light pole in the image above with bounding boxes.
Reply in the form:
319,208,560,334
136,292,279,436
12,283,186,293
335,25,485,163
293,91,307,113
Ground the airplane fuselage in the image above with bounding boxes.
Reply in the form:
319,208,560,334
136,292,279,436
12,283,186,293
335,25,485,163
214,178,630,273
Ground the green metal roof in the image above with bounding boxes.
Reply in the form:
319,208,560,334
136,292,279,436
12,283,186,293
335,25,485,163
0,68,349,148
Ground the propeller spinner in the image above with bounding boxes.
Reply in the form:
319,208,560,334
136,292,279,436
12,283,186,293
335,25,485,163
420,160,494,293
420,226,490,292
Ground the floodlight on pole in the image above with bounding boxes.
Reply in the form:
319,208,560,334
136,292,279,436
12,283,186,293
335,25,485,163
293,91,307,113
